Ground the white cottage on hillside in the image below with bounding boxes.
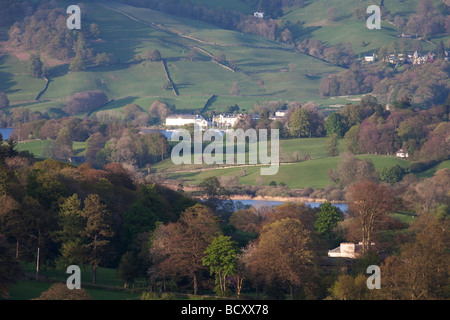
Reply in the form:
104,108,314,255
364,54,377,62
396,148,409,158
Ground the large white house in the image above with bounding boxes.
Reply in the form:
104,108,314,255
165,114,208,130
212,113,243,128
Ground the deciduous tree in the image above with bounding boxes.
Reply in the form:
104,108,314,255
326,133,339,156
346,181,394,252
254,218,316,299
202,235,240,296
289,108,310,138
380,214,450,299
153,204,220,295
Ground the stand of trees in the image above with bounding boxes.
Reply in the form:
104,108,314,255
7,3,116,74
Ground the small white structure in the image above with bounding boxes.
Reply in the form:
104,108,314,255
254,12,264,18
364,54,376,62
165,114,208,130
396,148,409,158
328,242,374,258
269,110,287,121
275,110,286,117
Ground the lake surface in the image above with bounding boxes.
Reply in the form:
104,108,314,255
0,128,14,140
233,199,348,212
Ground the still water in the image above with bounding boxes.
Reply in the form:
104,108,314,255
233,199,348,212
0,128,14,140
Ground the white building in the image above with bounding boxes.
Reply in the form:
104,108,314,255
212,113,243,128
364,54,376,62
275,110,286,117
254,12,264,18
396,148,409,158
328,242,374,259
165,114,208,130
269,110,287,121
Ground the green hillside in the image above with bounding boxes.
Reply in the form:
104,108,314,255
0,0,344,116
163,153,411,189
282,0,445,55
2,0,449,115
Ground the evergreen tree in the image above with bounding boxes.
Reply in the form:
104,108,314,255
28,54,44,78
0,93,9,109
325,112,347,137
81,194,114,284
326,133,339,157
436,41,445,60
314,202,343,237
56,194,86,266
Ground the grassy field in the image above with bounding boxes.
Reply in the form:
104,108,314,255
7,263,145,300
15,140,86,159
153,137,412,189
0,54,47,104
164,154,411,189
414,159,450,178
15,140,51,159
282,0,441,56
7,263,227,300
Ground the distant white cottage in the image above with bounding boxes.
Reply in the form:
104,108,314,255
396,148,409,158
254,12,264,18
364,54,376,62
165,114,208,130
269,110,287,121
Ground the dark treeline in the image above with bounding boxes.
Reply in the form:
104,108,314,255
400,0,450,37
320,59,450,108
11,110,170,169
334,96,449,161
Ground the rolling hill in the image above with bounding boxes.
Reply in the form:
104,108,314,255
0,0,345,116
